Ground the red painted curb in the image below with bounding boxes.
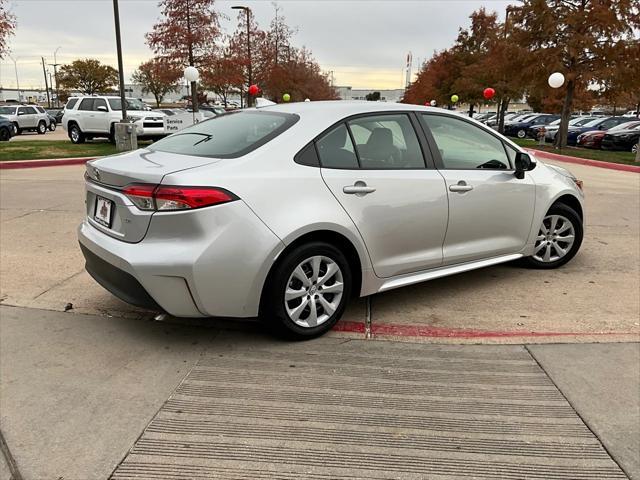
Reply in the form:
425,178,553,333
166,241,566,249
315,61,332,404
0,157,94,170
526,148,640,173
334,320,638,339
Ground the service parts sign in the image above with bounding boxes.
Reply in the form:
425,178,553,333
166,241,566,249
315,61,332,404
163,113,205,133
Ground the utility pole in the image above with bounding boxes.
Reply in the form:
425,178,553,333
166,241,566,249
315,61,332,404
112,0,127,121
185,0,199,113
41,57,51,108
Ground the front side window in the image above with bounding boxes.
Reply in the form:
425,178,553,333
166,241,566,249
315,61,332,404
148,111,298,158
93,98,108,111
107,98,146,111
422,114,511,170
78,98,94,111
316,124,359,169
66,98,79,109
347,114,425,169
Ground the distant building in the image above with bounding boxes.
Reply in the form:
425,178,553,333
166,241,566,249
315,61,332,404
335,86,406,103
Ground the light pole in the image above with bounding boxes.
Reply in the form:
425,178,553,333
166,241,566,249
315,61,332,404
51,47,61,107
232,5,252,108
8,55,20,102
112,0,127,121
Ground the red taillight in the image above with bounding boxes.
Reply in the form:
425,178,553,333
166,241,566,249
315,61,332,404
122,184,237,211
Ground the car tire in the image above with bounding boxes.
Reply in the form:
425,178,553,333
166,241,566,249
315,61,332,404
49,121,56,132
69,123,85,144
262,241,352,339
108,124,116,144
37,121,47,134
523,203,583,269
0,127,10,141
632,143,638,154
13,123,21,135
517,129,526,139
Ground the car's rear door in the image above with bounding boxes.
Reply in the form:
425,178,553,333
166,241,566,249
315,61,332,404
420,113,536,265
319,112,448,278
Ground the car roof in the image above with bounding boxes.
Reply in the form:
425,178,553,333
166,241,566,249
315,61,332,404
260,100,446,117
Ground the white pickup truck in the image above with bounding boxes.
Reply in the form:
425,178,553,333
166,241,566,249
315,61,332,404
62,96,166,144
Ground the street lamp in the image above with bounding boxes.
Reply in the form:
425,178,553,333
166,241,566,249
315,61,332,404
8,55,20,102
52,47,61,107
184,66,200,122
232,5,252,108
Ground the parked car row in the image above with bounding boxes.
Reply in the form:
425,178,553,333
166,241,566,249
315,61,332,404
0,104,53,135
476,111,640,153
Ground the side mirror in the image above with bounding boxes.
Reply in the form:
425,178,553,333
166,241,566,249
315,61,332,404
96,106,108,112
514,152,536,179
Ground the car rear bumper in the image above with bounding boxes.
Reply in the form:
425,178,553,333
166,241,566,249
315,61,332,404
77,199,285,318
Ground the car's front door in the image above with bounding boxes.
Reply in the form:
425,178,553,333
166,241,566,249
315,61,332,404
319,113,448,278
89,98,110,133
420,113,536,265
17,106,37,129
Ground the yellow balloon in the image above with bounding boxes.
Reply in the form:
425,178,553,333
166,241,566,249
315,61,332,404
283,93,291,102
451,94,459,103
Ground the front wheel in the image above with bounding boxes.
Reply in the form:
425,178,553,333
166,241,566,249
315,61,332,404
37,121,47,134
517,129,526,139
0,127,10,141
68,124,85,144
632,143,638,154
524,203,583,269
49,121,56,132
262,242,352,339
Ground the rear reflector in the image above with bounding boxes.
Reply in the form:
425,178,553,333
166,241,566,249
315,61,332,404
122,184,237,211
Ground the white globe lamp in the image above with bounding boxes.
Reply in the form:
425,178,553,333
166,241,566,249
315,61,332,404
548,72,565,89
184,66,200,83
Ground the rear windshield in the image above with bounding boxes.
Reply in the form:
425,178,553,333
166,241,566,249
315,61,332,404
148,110,299,158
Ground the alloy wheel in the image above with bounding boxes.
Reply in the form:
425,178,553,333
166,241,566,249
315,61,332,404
533,214,575,263
632,143,638,154
71,126,79,142
38,121,46,134
284,255,344,328
517,129,526,138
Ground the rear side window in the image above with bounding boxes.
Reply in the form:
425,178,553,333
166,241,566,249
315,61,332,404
66,98,79,109
148,111,298,158
78,99,94,111
0,107,16,115
347,114,425,169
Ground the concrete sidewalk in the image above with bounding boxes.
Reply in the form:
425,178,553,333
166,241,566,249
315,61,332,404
1,305,637,479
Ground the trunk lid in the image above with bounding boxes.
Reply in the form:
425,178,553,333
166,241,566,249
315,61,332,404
85,149,222,243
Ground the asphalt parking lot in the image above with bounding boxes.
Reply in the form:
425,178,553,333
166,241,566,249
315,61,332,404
0,160,638,343
0,159,639,479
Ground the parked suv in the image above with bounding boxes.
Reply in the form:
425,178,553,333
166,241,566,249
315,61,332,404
62,96,166,144
0,104,51,135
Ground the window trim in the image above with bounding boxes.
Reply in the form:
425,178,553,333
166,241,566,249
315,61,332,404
311,111,434,171
418,112,516,172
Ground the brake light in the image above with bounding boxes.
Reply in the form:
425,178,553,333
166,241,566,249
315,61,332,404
122,184,237,211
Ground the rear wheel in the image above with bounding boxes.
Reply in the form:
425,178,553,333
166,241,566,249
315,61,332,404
632,143,638,154
69,123,85,144
49,121,56,131
262,242,352,339
524,203,583,269
37,121,47,134
517,129,526,139
13,122,21,135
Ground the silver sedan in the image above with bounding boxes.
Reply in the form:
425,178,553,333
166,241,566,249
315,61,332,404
79,101,585,338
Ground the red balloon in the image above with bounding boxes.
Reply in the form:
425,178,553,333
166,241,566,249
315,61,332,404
248,84,259,96
483,87,495,100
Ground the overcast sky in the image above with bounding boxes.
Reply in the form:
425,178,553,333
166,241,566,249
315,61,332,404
1,0,512,91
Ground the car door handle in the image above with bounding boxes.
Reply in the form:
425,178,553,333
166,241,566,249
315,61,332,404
449,181,474,193
343,182,376,195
